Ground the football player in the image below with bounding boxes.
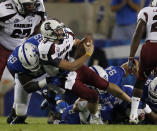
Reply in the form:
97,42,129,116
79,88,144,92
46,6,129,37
0,0,46,81
38,18,131,124
7,34,60,124
61,85,133,124
141,77,157,124
127,0,157,124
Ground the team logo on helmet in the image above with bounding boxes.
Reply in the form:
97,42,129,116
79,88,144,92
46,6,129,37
44,22,51,30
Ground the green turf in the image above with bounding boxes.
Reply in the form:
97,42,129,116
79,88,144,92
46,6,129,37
0,116,157,131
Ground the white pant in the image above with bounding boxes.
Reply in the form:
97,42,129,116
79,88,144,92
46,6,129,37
13,74,32,116
13,73,48,116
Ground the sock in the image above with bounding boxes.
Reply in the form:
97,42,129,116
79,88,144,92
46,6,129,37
130,97,141,115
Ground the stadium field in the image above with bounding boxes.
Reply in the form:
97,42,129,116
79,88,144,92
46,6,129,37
0,116,157,131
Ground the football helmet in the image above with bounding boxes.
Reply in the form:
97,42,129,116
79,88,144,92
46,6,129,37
40,18,68,44
148,77,157,104
18,43,40,72
13,0,38,15
151,0,157,7
90,65,108,81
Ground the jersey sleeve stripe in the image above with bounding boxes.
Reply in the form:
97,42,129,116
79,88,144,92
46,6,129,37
144,12,148,23
22,43,31,65
50,43,55,56
0,13,16,22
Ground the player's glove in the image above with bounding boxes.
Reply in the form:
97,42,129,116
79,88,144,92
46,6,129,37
128,57,136,74
143,104,152,114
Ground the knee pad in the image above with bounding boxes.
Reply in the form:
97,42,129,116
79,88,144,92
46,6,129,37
134,78,146,90
16,104,27,116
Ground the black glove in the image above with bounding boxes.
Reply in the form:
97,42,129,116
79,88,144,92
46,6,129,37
23,81,40,93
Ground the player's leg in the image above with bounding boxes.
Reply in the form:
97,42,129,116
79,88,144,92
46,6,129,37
10,74,32,124
130,42,157,123
71,81,103,124
77,66,131,102
0,44,12,80
72,80,98,114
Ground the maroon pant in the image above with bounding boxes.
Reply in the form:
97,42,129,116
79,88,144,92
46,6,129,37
71,65,109,103
138,41,157,80
0,44,12,80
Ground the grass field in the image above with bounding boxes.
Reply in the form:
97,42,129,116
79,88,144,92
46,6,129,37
0,116,157,131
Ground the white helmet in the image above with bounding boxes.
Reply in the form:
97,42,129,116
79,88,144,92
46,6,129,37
40,18,67,43
18,43,40,72
90,65,108,81
13,0,38,15
148,77,157,104
151,0,157,7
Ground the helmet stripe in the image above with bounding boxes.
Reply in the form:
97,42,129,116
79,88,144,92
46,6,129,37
91,66,99,75
22,43,31,65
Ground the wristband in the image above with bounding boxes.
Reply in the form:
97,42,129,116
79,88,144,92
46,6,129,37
144,104,152,114
85,52,92,56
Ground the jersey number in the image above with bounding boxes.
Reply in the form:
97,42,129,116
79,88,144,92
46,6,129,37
8,55,17,64
11,29,31,38
151,15,157,32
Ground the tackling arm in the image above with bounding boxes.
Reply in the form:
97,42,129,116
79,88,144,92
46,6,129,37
106,82,131,103
18,73,55,93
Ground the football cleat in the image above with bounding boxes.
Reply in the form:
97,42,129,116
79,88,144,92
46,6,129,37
7,108,17,124
129,114,139,124
10,116,27,124
79,110,90,124
89,111,104,125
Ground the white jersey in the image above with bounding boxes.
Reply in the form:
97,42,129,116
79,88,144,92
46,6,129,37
138,6,157,41
38,28,75,67
0,0,45,50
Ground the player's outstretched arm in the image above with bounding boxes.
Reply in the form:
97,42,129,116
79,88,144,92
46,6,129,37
106,82,131,103
129,19,146,58
59,41,94,71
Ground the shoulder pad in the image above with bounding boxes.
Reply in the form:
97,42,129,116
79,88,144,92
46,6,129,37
0,0,16,18
36,0,45,13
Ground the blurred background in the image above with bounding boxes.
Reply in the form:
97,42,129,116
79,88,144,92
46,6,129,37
0,0,151,117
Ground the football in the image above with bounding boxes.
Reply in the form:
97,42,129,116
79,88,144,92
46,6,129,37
75,37,91,58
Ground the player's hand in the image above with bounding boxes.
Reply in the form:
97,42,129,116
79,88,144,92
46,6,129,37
84,40,94,56
128,57,136,74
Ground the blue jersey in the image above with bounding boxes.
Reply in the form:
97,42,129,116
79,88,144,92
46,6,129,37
7,34,43,74
91,66,125,87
